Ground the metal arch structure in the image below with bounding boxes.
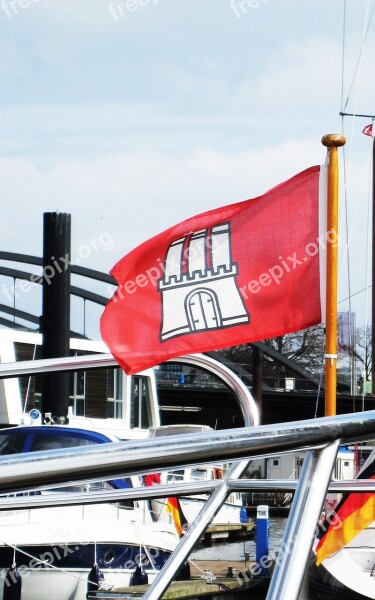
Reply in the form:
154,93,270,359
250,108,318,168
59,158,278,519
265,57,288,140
0,252,115,285
0,251,117,331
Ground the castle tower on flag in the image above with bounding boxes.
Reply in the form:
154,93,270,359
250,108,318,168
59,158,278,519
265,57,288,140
158,222,250,341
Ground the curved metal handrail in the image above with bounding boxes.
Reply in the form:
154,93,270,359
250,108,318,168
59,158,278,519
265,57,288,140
169,354,259,427
0,352,260,427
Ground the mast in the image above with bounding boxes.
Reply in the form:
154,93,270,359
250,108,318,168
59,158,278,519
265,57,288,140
321,134,346,417
372,134,375,394
340,112,375,394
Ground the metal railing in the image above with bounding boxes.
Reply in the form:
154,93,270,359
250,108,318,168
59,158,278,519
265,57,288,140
0,410,374,600
0,352,374,598
0,352,260,428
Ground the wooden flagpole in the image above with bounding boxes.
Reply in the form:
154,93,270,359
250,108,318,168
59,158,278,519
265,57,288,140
321,134,346,416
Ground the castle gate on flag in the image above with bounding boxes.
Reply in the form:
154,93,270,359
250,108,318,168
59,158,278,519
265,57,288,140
159,222,250,341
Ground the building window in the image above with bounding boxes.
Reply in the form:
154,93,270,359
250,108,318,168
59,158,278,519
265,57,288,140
69,352,86,416
130,375,152,429
107,368,123,419
69,369,86,416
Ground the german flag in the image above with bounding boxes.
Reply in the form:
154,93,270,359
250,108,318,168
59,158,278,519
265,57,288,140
315,460,375,566
165,497,188,536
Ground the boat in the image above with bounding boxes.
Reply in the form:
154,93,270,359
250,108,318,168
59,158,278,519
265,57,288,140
147,425,245,526
0,352,259,599
244,446,356,512
0,424,180,600
160,464,245,525
0,330,258,529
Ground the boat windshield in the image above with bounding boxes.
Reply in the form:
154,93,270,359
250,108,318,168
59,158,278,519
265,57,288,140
0,427,133,493
0,432,28,455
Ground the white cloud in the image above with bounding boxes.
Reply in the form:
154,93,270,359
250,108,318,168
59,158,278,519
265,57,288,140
0,137,327,269
0,0,373,336
232,37,341,116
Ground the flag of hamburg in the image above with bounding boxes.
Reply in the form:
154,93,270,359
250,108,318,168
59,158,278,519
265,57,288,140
101,166,328,374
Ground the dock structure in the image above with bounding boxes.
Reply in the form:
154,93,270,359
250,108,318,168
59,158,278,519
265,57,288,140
199,522,255,546
87,579,269,599
86,559,271,600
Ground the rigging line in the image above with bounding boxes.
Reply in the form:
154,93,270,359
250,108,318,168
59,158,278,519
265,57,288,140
340,129,353,364
361,157,373,410
340,3,353,353
22,339,38,423
340,0,346,113
313,335,325,419
0,539,91,584
340,0,354,364
338,144,373,288
339,144,372,394
340,0,373,204
343,0,375,111
339,283,372,304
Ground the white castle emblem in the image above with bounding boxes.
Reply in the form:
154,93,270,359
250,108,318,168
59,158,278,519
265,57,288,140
158,222,250,341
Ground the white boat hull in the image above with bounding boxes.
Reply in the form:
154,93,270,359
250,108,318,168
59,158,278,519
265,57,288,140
0,503,179,600
151,495,243,528
179,496,243,525
0,565,162,600
311,522,375,599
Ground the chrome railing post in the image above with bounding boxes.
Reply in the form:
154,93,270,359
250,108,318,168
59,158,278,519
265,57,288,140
266,440,340,600
143,458,250,600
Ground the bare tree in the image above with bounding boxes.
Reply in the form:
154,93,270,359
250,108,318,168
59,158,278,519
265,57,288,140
262,325,326,375
221,325,326,378
353,325,372,381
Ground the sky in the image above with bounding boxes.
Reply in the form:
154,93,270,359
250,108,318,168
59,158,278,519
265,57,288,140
0,0,374,339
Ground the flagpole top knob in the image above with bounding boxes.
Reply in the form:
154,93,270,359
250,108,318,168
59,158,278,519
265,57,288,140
321,134,346,147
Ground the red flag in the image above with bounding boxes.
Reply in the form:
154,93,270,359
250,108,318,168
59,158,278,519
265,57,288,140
101,166,328,374
362,123,374,137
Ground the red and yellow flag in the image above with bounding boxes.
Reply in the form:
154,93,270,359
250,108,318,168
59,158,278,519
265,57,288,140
165,497,187,536
316,466,375,565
